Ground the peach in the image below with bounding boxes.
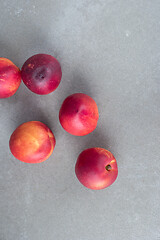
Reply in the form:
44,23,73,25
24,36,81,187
59,93,99,136
75,148,118,190
0,58,21,98
21,54,62,95
9,121,56,163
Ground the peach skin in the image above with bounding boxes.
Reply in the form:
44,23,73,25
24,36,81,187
9,121,56,163
75,148,118,190
59,93,99,136
0,58,21,98
21,54,62,95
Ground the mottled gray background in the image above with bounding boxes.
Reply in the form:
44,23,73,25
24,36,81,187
0,1,160,240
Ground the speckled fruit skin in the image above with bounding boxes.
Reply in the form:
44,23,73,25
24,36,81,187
9,121,56,163
21,54,62,95
0,58,21,98
59,93,99,136
75,148,118,190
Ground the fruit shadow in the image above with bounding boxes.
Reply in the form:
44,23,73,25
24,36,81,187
64,70,93,97
81,125,113,152
17,95,55,131
0,40,21,67
3,86,57,136
0,23,60,67
69,123,115,165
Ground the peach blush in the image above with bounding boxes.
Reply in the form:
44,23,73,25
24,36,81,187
0,58,21,98
59,93,99,136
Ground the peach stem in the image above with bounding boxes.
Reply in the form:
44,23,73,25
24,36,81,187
105,164,112,171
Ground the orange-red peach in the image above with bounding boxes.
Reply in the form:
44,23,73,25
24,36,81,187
0,58,21,98
9,121,55,163
75,148,118,190
59,93,99,136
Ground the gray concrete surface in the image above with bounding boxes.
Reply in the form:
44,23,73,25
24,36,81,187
0,1,160,239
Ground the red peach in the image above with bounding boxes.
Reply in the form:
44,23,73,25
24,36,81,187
21,54,62,95
75,148,118,190
9,121,56,163
59,93,99,136
0,58,21,98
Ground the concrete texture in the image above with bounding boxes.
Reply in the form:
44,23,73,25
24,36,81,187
0,0,160,239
